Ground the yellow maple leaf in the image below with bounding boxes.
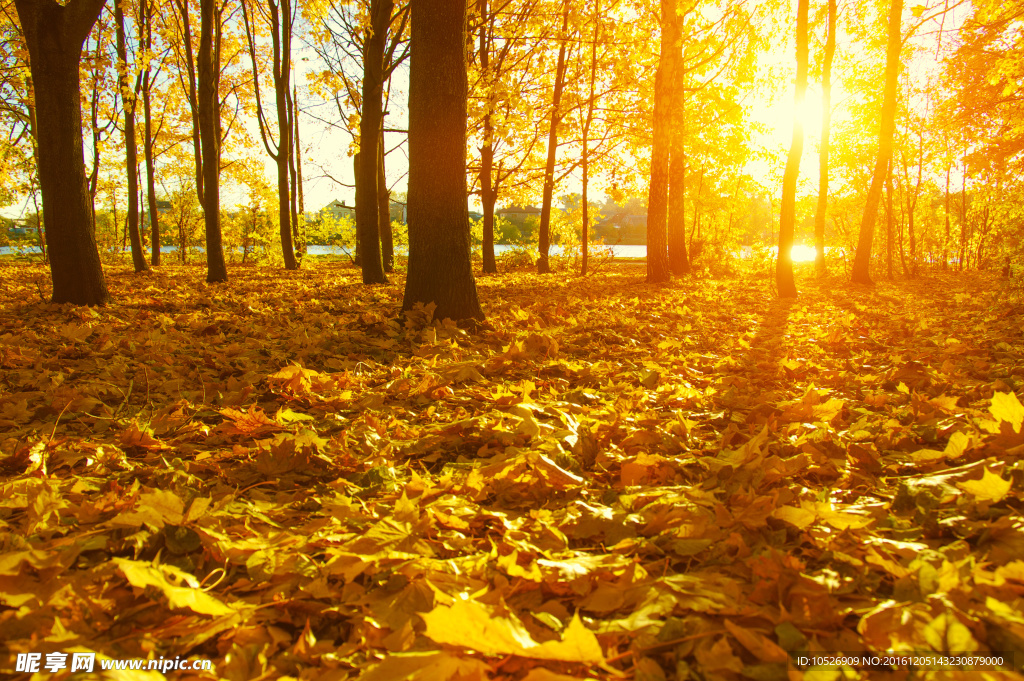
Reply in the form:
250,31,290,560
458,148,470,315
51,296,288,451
957,468,1011,503
421,598,604,664
990,391,1024,433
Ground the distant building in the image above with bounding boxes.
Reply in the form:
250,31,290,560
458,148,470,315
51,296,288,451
322,199,356,222
496,205,541,223
594,211,647,244
5,218,30,238
321,199,407,224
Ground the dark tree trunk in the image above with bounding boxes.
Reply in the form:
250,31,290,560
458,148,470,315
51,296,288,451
356,0,391,284
199,0,227,282
378,131,394,271
14,0,109,305
87,33,101,236
480,126,497,274
943,161,950,269
646,0,675,283
581,0,600,277
777,0,808,298
850,0,902,285
814,0,835,277
666,12,690,276
478,0,497,274
885,160,894,278
289,83,302,258
173,0,204,206
115,0,148,273
537,0,569,275
403,0,483,321
140,0,160,265
274,0,297,270
353,152,362,266
294,83,305,218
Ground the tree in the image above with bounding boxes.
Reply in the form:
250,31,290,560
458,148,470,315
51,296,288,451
198,0,227,282
403,0,483,321
305,0,409,274
665,0,755,276
776,0,808,298
579,0,600,276
467,0,546,275
114,0,148,272
355,0,393,284
242,0,299,270
168,0,204,207
646,0,675,283
536,0,570,274
14,0,109,305
813,0,836,276
138,0,161,265
850,0,903,286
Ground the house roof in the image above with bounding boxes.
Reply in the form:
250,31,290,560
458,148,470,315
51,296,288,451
497,205,541,214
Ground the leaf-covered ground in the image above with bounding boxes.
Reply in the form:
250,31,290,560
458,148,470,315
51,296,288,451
2,261,1024,681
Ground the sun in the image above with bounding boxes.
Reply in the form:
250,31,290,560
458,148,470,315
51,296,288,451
790,244,817,262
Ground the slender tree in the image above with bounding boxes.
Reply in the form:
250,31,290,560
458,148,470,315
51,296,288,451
580,0,600,276
777,0,808,298
114,0,148,272
850,0,903,285
241,0,299,269
646,0,675,283
354,0,392,284
813,0,836,276
378,130,394,271
403,0,483,320
199,0,227,282
536,0,569,274
667,66,690,276
139,0,161,265
170,0,204,206
14,0,109,305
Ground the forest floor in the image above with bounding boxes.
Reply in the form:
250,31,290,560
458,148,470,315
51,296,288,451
1,261,1023,681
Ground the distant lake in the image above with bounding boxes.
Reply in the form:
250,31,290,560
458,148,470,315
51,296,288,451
1,243,651,258
304,243,649,258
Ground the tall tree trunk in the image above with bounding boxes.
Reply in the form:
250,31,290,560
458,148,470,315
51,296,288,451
667,16,690,276
943,160,950,269
14,0,109,305
959,145,966,271
289,82,302,258
904,132,922,276
814,0,836,277
115,0,148,273
140,0,160,266
480,118,497,274
173,0,204,206
356,0,391,284
403,0,483,321
294,82,305,219
274,0,298,269
25,78,47,264
580,0,599,277
885,160,894,278
850,0,903,285
378,131,394,271
646,0,675,283
353,152,362,266
777,0,808,298
478,0,497,275
537,0,570,274
199,0,227,282
87,33,101,237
